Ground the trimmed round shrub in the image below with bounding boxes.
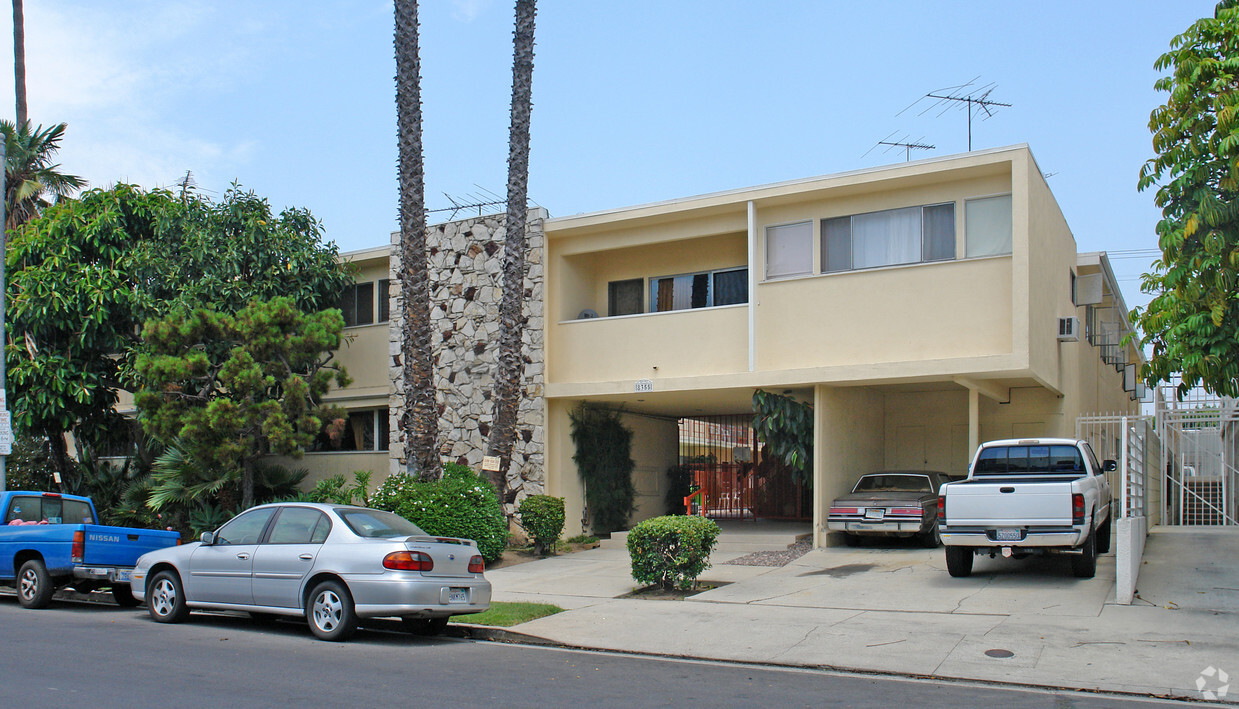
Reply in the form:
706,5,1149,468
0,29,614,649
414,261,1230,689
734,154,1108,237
518,495,565,556
371,463,506,562
627,515,721,591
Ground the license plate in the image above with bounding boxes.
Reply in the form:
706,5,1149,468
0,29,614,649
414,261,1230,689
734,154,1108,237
864,508,884,520
115,569,132,583
448,588,468,603
996,528,1022,542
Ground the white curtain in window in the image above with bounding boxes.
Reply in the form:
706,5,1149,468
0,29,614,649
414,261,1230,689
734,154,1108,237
766,222,812,278
966,195,1013,257
852,207,920,269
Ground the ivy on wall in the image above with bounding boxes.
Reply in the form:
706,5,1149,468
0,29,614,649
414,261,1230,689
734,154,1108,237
569,403,636,534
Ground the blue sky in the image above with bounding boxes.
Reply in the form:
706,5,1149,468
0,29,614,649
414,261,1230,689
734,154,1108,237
0,1,1217,309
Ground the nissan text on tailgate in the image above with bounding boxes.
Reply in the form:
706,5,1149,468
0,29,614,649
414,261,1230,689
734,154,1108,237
938,439,1116,578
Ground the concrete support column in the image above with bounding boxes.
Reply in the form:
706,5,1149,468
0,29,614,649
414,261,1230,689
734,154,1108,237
814,385,886,548
969,387,980,456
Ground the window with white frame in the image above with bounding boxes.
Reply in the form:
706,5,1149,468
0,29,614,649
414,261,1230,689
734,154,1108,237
765,222,813,279
649,267,748,312
821,202,955,273
965,194,1013,257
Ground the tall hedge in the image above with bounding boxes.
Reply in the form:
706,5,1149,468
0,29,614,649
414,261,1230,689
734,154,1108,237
370,463,506,561
569,404,635,534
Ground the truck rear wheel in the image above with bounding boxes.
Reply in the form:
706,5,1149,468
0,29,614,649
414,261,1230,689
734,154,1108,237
1071,530,1097,578
1097,519,1112,554
17,559,54,609
945,546,973,577
112,584,140,607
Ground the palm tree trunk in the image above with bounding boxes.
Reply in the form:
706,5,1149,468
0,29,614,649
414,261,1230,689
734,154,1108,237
241,456,254,509
486,0,537,501
13,0,26,127
394,0,440,481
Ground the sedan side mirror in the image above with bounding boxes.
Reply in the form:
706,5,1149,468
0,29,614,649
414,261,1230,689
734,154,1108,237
1102,460,1118,473
200,531,215,545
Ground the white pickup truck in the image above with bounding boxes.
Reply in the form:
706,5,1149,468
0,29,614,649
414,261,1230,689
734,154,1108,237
938,438,1116,578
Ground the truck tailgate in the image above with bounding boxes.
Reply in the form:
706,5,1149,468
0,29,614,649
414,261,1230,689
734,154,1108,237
946,480,1074,526
80,525,180,567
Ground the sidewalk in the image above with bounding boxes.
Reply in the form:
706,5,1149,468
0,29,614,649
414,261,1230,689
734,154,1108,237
479,527,1239,702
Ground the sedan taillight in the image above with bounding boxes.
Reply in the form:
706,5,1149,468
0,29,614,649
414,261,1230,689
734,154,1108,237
383,551,434,571
468,555,484,574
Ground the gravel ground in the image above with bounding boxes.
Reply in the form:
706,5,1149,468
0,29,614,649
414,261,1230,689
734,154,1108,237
722,538,812,567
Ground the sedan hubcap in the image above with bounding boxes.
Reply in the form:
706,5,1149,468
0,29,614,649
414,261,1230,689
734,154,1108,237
152,579,176,616
313,591,342,631
19,569,37,600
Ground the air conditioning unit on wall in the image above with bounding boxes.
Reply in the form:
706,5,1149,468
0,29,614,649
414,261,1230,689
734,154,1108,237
1057,316,1080,342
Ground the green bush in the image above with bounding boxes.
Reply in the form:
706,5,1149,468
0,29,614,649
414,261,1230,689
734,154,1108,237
518,495,565,556
371,463,506,561
569,404,635,534
627,515,721,591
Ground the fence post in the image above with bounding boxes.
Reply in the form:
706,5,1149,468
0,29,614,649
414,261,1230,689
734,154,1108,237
1120,416,1130,519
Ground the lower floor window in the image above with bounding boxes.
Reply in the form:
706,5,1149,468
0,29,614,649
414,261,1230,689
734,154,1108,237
313,408,389,452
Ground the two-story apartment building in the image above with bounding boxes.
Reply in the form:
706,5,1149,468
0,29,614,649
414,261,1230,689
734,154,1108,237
538,144,1140,545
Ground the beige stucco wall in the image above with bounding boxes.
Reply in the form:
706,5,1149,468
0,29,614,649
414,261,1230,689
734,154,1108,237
271,451,390,489
756,257,1012,371
622,412,680,523
814,385,887,546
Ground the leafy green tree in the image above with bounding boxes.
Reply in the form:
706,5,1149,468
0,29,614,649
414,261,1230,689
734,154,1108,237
5,184,179,475
166,185,352,314
2,119,85,229
487,0,538,503
135,297,351,508
1135,1,1239,398
5,183,351,477
394,0,441,480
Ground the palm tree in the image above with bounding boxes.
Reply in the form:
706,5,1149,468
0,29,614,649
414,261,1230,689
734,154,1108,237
486,0,537,501
2,120,85,230
394,0,440,480
13,0,26,127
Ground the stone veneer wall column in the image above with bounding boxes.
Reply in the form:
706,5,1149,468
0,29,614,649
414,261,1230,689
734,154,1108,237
387,208,547,504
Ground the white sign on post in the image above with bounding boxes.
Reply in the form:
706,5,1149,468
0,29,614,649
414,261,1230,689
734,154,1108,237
0,409,11,456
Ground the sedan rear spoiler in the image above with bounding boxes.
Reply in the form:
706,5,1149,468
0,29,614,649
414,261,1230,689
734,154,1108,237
404,535,478,548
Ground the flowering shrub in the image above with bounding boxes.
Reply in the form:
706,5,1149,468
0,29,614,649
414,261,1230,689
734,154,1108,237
627,515,720,590
371,463,506,561
517,495,565,556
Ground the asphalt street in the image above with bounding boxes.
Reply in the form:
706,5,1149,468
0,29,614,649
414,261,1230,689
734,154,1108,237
0,594,1200,709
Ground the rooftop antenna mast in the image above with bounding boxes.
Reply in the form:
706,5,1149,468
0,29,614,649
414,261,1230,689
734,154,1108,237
175,170,197,204
430,184,541,221
900,77,1011,151
862,131,936,162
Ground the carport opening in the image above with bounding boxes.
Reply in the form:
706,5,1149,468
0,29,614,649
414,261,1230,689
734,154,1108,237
678,415,810,521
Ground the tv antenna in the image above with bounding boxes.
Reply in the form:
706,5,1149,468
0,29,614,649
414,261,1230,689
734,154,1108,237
862,132,936,162
429,184,542,221
899,77,1011,151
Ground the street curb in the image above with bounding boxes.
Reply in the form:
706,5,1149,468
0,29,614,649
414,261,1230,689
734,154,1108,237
449,624,1218,705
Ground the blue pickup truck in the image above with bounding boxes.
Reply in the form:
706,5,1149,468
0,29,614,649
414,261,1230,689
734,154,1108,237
1,491,181,608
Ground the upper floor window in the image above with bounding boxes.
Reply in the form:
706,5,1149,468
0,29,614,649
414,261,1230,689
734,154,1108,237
650,267,748,312
821,203,955,273
965,194,1012,257
608,278,643,316
765,222,813,279
340,280,392,327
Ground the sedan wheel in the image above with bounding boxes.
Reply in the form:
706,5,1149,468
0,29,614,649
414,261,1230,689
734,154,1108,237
148,570,190,623
307,580,357,642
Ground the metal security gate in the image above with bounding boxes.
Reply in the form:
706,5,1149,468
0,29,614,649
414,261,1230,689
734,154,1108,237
679,416,809,520
1158,401,1239,527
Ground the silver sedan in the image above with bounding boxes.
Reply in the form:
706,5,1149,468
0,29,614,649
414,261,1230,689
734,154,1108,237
130,502,491,641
